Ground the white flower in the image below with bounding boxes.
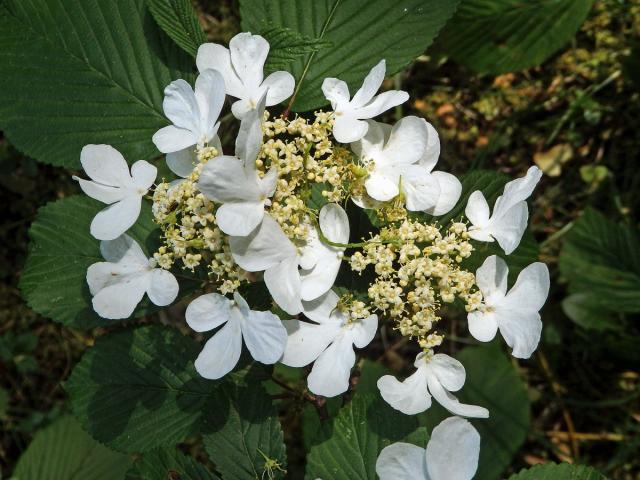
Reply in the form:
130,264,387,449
73,145,156,241
376,416,480,480
377,352,489,418
186,291,287,380
281,290,378,397
152,70,226,175
322,60,409,143
468,255,550,359
196,32,295,119
351,116,461,214
198,93,278,236
465,166,542,254
87,234,178,319
229,204,349,314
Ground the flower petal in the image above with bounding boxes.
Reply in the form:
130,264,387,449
465,190,490,228
194,315,242,379
429,353,466,392
492,166,542,219
378,368,432,415
74,178,126,204
424,171,462,216
196,43,245,98
467,311,499,343
319,203,350,244
307,333,355,397
495,309,542,359
299,256,341,301
426,372,489,418
263,71,295,105
356,90,409,119
475,255,509,301
80,144,132,186
503,262,550,312
229,32,268,90
419,121,441,172
198,155,261,203
90,195,142,241
401,166,441,212
264,255,303,315
280,320,339,367
365,170,399,202
376,442,428,480
351,119,388,160
425,417,480,480
162,79,201,133
130,160,157,190
487,202,529,254
351,59,386,108
194,69,225,141
91,272,149,319
332,115,369,143
240,310,288,364
235,93,266,163
185,293,233,332
383,116,428,167
147,268,179,306
152,125,197,154
216,202,265,237
321,78,350,107
350,314,378,349
167,147,198,178
99,234,147,264
301,290,342,324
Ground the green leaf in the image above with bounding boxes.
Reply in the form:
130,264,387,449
434,0,595,74
559,208,640,313
66,325,218,453
240,0,460,111
0,387,8,420
19,196,165,329
0,0,192,168
145,0,206,57
203,382,287,480
305,393,417,480
13,416,132,480
508,462,606,480
126,448,220,480
260,25,333,73
562,293,622,332
419,345,531,480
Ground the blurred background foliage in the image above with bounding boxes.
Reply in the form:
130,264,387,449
1,0,639,478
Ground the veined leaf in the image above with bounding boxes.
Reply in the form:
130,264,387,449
146,0,206,57
126,448,220,480
13,416,132,480
0,0,192,168
240,0,460,111
508,462,606,480
261,25,333,73
434,0,595,74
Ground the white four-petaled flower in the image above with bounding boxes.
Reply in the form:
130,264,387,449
376,416,481,480
74,145,156,241
197,32,295,119
465,166,542,254
378,352,489,418
186,291,287,380
281,290,378,397
152,69,226,176
322,60,409,143
87,234,178,319
352,116,461,214
468,255,550,359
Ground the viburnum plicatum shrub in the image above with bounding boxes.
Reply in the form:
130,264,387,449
68,31,550,479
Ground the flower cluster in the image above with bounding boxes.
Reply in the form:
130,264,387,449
73,31,550,478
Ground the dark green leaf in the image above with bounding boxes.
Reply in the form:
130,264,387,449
508,462,606,480
0,0,192,168
126,448,220,480
146,0,206,57
305,393,417,480
435,0,595,74
562,293,622,332
13,416,132,480
240,0,460,111
261,25,333,73
203,382,287,480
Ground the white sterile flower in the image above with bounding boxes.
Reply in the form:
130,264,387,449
376,416,480,480
378,352,489,418
465,166,543,254
186,291,287,380
198,93,277,236
281,290,378,397
322,59,409,143
468,255,550,359
196,32,295,119
351,117,461,214
152,69,226,174
73,145,156,241
229,204,350,315
86,234,178,319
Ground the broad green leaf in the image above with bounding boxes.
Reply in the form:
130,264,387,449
434,0,595,74
126,448,220,480
66,325,218,452
0,0,192,168
559,208,640,313
203,382,287,480
146,0,206,57
305,393,417,480
357,359,391,394
18,196,169,329
508,462,606,480
260,25,334,73
13,416,132,480
419,345,531,480
240,0,460,111
562,293,622,332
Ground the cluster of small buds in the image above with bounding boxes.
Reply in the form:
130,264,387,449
352,219,480,349
337,293,373,322
151,147,245,294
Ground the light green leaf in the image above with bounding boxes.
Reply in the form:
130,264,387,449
126,448,220,480
305,393,417,480
18,196,170,329
66,325,218,453
508,462,606,480
434,0,595,74
203,382,287,480
145,0,206,57
240,0,460,111
0,0,192,168
13,416,132,480
559,208,640,313
419,345,531,480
